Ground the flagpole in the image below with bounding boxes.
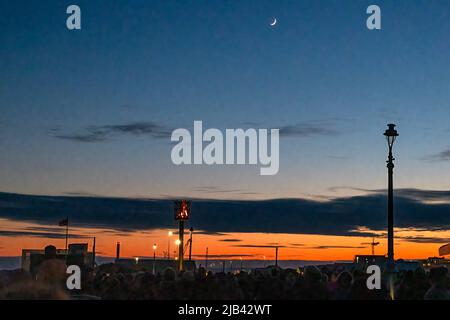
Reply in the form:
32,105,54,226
65,217,69,264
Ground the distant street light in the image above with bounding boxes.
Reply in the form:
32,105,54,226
153,243,157,275
175,239,181,246
384,123,399,300
168,231,173,260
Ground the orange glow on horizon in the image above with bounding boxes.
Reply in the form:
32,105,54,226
0,218,448,261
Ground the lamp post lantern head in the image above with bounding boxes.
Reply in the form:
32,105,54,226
384,123,399,149
153,244,157,251
174,200,191,221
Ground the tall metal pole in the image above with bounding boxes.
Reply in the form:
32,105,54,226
189,227,193,261
168,235,171,260
65,219,69,265
116,242,120,260
383,124,398,300
387,146,394,269
386,142,396,301
178,221,184,272
153,244,156,275
275,246,278,267
65,223,69,253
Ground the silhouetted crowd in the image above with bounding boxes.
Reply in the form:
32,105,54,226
0,261,449,300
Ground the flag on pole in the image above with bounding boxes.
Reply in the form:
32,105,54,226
59,217,69,264
58,217,68,226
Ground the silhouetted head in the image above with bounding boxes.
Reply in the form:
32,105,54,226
36,259,66,285
196,267,207,280
304,266,322,283
44,245,57,259
163,267,176,281
429,267,448,286
337,271,353,289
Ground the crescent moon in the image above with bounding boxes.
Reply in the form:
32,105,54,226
270,18,277,26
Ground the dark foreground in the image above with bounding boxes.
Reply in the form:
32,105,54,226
0,259,449,300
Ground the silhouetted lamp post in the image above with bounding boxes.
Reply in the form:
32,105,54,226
383,124,398,271
167,231,173,260
152,243,157,275
174,200,191,272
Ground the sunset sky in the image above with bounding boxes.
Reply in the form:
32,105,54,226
0,1,449,261
1,218,449,261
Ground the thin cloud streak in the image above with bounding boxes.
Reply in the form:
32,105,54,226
191,254,255,258
0,230,87,239
231,244,288,248
279,120,339,138
309,245,367,250
422,149,450,162
50,122,172,143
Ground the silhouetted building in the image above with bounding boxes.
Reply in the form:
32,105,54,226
395,259,422,271
354,255,425,272
420,257,450,270
21,243,94,276
354,255,387,271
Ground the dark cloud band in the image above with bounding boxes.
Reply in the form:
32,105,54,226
0,189,449,239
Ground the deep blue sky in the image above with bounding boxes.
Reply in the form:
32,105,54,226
1,1,449,199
